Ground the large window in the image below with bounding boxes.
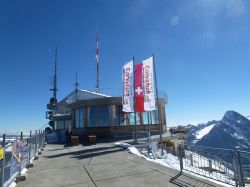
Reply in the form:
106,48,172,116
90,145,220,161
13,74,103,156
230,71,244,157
142,112,150,125
56,120,64,129
142,110,159,125
113,105,130,126
151,110,159,124
56,120,72,129
88,105,110,127
65,120,71,129
75,108,84,128
129,113,140,125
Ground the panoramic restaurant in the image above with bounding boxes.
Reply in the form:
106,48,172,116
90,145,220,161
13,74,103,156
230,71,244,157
47,89,167,138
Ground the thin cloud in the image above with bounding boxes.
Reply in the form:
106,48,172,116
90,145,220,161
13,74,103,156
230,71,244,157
123,0,153,24
199,29,216,48
197,0,246,18
170,16,180,26
226,0,245,18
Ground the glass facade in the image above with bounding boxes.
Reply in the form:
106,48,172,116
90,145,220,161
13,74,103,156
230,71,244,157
56,121,64,129
75,108,84,128
113,105,130,126
56,120,72,129
65,120,71,128
72,104,163,128
88,105,110,127
113,105,160,126
142,112,149,125
129,113,141,125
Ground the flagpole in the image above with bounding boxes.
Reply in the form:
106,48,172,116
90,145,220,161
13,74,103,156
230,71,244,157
133,57,137,143
152,54,163,155
147,111,150,144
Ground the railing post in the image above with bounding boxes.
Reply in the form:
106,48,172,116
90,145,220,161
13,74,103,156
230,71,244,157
190,153,193,166
233,151,245,187
42,131,44,146
39,130,41,149
236,151,245,187
148,131,150,145
28,131,32,162
233,152,238,187
43,130,45,145
39,130,42,149
209,160,212,173
35,130,37,154
0,134,6,187
178,145,183,173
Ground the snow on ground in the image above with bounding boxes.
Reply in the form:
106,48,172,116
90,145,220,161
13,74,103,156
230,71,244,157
195,124,215,139
115,141,243,187
9,182,16,187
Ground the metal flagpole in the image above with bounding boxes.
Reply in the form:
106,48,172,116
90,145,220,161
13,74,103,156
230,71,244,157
147,111,150,144
133,57,137,143
152,54,163,155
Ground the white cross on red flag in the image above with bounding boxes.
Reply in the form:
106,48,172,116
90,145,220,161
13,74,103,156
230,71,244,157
135,63,144,112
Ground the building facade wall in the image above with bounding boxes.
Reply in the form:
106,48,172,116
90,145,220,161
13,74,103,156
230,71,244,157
55,97,166,138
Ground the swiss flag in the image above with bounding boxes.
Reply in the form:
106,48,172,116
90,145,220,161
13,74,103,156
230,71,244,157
135,63,144,112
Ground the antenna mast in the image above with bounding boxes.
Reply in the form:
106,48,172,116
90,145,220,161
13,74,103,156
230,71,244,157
75,72,79,101
50,47,58,105
95,27,100,93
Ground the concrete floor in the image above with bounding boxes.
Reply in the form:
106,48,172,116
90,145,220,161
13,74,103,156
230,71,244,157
16,141,224,187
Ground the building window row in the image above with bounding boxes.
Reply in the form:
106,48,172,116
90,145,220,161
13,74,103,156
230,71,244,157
55,104,164,130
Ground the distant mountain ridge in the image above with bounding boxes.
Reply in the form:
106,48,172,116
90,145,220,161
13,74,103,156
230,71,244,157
187,110,250,152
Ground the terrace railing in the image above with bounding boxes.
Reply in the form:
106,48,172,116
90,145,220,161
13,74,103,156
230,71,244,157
0,131,46,187
173,145,250,187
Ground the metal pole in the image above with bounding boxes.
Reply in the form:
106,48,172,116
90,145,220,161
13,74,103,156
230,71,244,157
35,130,37,154
29,131,32,162
150,111,152,126
152,54,163,155
236,151,245,187
178,145,183,173
1,134,6,187
132,57,137,143
42,130,43,146
147,111,150,144
233,152,239,187
20,131,23,140
39,130,41,148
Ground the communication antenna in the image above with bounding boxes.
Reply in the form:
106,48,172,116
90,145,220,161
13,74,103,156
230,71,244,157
75,72,80,101
95,26,100,93
50,47,58,105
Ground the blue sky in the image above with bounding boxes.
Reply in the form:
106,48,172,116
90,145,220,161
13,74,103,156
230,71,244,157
1,0,250,133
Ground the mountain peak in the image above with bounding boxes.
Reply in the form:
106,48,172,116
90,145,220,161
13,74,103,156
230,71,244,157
221,110,249,126
187,110,250,152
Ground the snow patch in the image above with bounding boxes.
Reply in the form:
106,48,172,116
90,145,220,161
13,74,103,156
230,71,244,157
195,124,215,139
233,133,244,140
114,142,132,149
9,182,16,187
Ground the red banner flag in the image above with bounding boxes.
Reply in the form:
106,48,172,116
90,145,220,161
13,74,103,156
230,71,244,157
135,63,144,112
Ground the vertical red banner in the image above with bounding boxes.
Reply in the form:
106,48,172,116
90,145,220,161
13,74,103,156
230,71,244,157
135,63,144,112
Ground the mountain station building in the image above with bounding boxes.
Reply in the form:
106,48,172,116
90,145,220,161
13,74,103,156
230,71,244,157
46,89,167,138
